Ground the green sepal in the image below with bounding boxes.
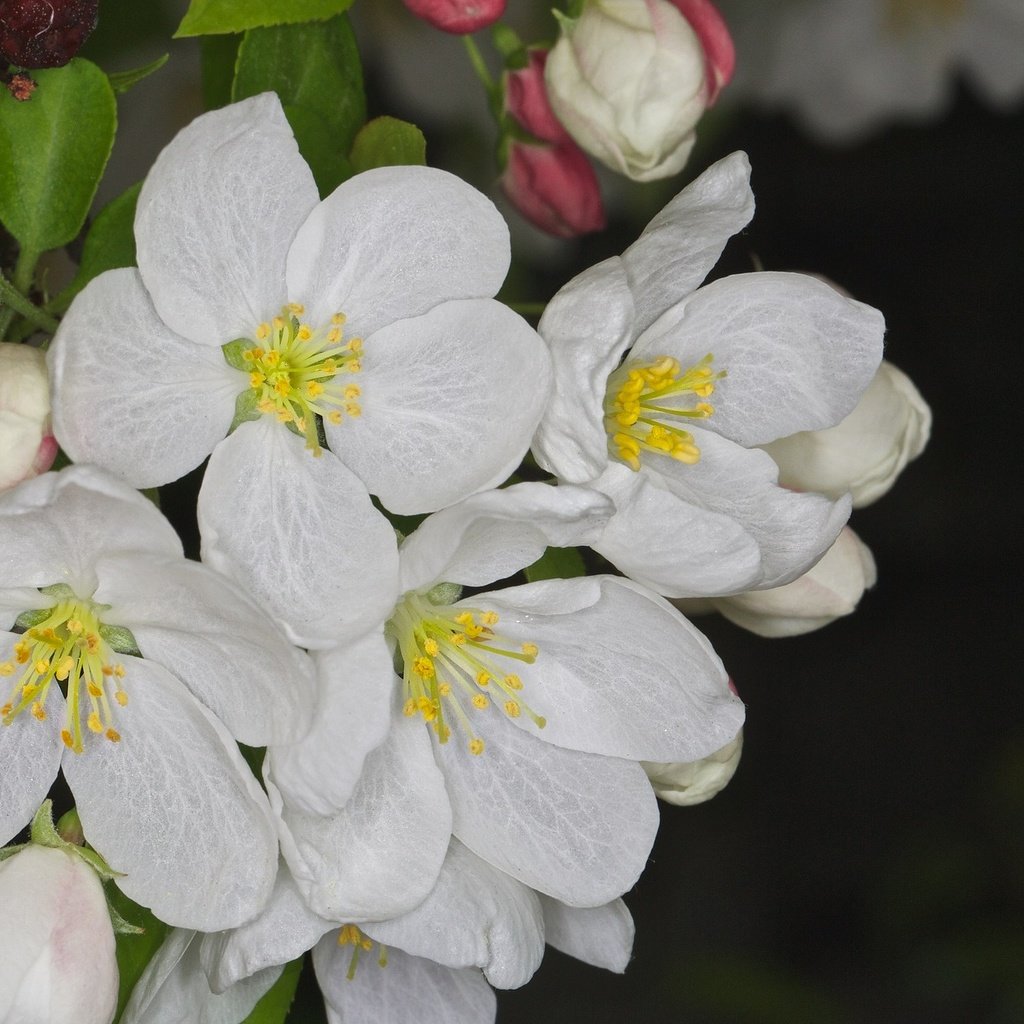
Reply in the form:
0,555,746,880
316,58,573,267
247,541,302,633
107,900,146,936
28,800,122,879
227,387,262,433
99,623,140,656
0,59,117,261
107,54,169,94
13,606,52,631
176,0,355,37
349,117,427,173
222,338,254,370
0,843,25,862
552,7,579,31
241,956,303,1024
53,181,140,312
492,24,528,68
426,581,463,606
524,546,587,582
232,14,365,156
109,885,170,1021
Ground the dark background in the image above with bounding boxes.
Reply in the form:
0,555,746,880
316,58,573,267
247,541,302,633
81,5,1024,1021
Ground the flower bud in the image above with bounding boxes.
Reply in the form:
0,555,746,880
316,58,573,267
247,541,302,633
545,0,733,181
0,343,57,492
763,360,931,508
0,845,117,1024
0,0,99,69
643,730,743,806
400,0,506,34
712,527,877,638
669,0,735,103
501,50,606,237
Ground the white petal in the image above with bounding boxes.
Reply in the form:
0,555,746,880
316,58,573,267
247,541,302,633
324,300,551,514
135,94,318,345
287,165,509,338
120,928,283,1024
397,482,614,594
200,865,334,993
643,431,853,590
50,268,242,488
362,839,544,990
632,272,885,446
275,713,452,922
267,632,396,816
593,462,763,597
314,936,496,1024
0,665,61,845
539,896,634,973
475,575,744,761
0,464,182,593
198,419,400,649
533,257,636,483
95,553,315,746
621,152,755,337
63,659,278,931
433,709,659,907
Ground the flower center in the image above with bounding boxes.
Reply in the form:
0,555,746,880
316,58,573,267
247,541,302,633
886,0,965,34
1,590,130,753
337,924,388,980
387,590,546,756
225,303,363,456
603,353,724,471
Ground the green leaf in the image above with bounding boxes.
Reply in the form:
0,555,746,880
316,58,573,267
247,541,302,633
0,59,117,262
349,117,427,173
107,54,169,94
200,33,242,110
241,957,303,1024
283,105,351,197
176,0,355,37
109,886,170,1021
232,14,365,153
524,546,587,583
56,181,140,309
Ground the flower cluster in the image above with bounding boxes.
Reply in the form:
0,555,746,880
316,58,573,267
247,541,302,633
0,49,927,1019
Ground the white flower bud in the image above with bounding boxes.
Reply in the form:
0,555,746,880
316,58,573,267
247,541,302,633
763,360,931,508
0,343,57,492
545,0,710,182
712,526,877,638
0,845,117,1024
643,731,742,806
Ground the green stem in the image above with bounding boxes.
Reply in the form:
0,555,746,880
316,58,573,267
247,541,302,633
0,272,60,337
462,34,496,94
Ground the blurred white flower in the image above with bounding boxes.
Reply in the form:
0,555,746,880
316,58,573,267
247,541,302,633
0,344,57,492
722,0,1024,142
0,844,116,1024
0,466,315,930
764,360,931,507
532,151,885,599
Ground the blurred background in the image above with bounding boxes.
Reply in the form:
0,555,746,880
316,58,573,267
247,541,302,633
80,2,1024,1020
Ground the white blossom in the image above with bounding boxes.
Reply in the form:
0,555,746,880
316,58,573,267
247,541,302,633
0,466,315,930
0,344,57,492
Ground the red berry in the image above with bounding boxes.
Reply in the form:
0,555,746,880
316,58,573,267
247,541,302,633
0,0,99,69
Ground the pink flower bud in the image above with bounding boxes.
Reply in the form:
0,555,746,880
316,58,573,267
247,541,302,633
400,0,506,34
501,138,607,238
505,49,567,144
0,343,57,492
670,0,735,104
0,845,118,1024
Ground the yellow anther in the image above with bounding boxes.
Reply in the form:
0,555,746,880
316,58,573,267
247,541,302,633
481,611,499,626
60,729,73,748
306,381,324,399
87,682,102,698
297,324,313,341
332,313,346,326
287,302,305,315
455,612,475,627
272,317,285,330
327,328,341,343
265,350,281,368
423,638,439,656
0,663,13,677
344,385,361,400
451,633,466,646
403,698,417,717
438,682,452,697
106,729,120,743
87,712,103,733
31,702,46,721
504,674,523,690
66,618,83,635
34,659,50,675
469,738,485,755
327,411,342,425
521,642,539,658
115,690,128,707
413,656,434,678
86,635,99,653
347,338,363,352
256,323,270,340
249,371,266,388
472,694,489,709
504,701,521,718
476,672,491,686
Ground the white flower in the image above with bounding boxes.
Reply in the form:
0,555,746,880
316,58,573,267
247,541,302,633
264,482,744,924
532,151,885,599
0,343,57,492
545,0,710,181
763,360,931,508
49,93,552,648
0,845,117,1024
722,0,1024,142
0,465,315,930
703,526,878,637
643,729,742,805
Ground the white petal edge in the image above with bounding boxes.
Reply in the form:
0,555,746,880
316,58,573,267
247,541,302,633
539,895,634,973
